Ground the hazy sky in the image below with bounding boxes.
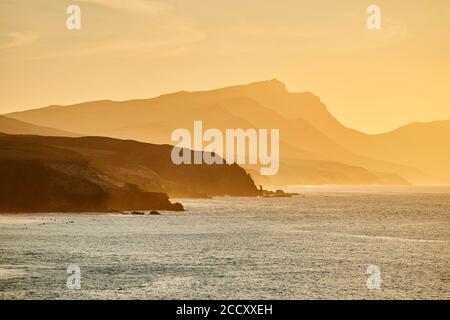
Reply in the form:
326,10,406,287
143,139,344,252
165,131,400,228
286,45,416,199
1,0,449,133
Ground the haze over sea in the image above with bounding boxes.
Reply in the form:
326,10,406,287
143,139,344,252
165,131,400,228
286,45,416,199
1,186,449,300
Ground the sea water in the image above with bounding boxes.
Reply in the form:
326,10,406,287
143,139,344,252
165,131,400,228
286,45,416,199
0,187,449,299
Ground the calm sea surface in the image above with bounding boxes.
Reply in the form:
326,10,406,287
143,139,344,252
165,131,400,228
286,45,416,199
1,186,449,299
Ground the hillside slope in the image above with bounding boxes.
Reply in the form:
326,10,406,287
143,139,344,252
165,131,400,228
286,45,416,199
0,134,259,212
0,115,78,137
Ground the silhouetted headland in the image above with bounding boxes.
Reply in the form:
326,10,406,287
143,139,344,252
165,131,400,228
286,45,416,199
0,133,260,213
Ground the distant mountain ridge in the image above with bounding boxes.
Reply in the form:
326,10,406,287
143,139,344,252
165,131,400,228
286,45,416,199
4,79,449,184
0,115,78,137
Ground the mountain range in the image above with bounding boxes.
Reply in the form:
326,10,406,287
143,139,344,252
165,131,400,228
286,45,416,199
3,79,450,185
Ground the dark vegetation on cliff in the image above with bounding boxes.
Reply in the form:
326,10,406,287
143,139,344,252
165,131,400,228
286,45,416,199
0,133,259,213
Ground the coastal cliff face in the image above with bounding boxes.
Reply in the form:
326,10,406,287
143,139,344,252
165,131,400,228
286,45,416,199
0,133,258,213
0,158,110,212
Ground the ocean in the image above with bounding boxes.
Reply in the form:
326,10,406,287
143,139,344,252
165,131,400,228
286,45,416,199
1,186,449,299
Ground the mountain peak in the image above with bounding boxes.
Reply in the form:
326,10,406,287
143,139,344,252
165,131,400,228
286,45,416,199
243,79,287,92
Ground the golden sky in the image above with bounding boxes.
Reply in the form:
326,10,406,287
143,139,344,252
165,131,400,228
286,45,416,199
1,0,449,133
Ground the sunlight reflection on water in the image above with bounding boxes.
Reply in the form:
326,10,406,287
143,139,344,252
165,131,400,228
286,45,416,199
0,188,449,300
